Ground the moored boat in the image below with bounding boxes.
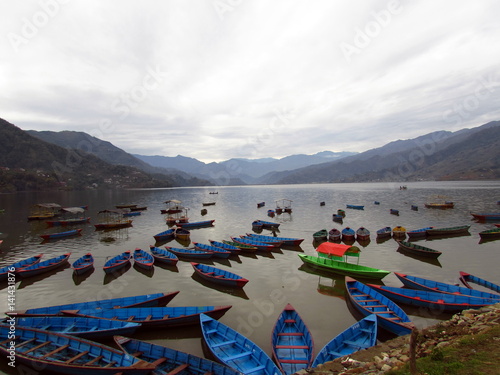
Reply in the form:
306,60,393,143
394,272,500,300
231,237,277,251
356,227,370,241
479,228,500,239
0,326,155,374
332,214,343,222
72,253,94,275
368,284,499,313
133,248,155,270
193,242,232,258
7,291,179,317
114,336,241,375
257,202,265,208
40,228,82,240
407,227,433,239
298,254,390,280
253,219,280,229
425,225,470,236
63,305,232,328
16,253,71,278
177,219,215,229
0,254,43,281
94,209,133,230
313,229,328,241
149,246,179,266
346,204,364,210
174,227,191,240
389,209,399,215
425,202,454,209
312,314,377,366
328,228,341,242
376,227,392,238
46,206,90,226
345,277,414,336
209,240,242,254
103,251,131,274
165,246,213,259
459,271,500,294
471,212,500,221
397,240,442,258
200,313,281,375
392,226,406,238
341,227,355,241
271,303,314,375
222,240,258,252
153,228,175,242
246,233,304,246
191,263,249,288
7,316,141,339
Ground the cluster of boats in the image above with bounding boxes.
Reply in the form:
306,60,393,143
3,267,498,375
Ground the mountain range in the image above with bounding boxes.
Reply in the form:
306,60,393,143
1,116,498,192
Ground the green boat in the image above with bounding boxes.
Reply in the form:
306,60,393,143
425,225,470,236
222,240,258,252
313,229,328,241
298,254,390,280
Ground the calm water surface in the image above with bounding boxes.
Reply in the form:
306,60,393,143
0,181,499,373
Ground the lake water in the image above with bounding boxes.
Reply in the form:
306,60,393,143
0,181,499,373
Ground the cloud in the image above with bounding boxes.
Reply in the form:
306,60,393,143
2,0,500,162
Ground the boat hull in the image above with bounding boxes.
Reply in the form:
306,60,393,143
397,240,442,258
191,263,248,288
16,253,71,278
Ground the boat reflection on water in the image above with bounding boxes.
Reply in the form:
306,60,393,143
72,267,95,285
396,248,443,268
103,261,131,285
190,273,250,300
18,262,71,289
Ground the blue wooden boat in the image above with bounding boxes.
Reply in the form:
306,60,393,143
177,220,215,229
376,227,392,238
394,272,500,300
193,242,232,258
72,253,94,275
389,209,399,215
0,253,43,281
133,248,155,270
123,211,141,217
8,291,179,317
149,246,178,266
241,234,284,246
16,253,71,278
153,228,175,242
312,314,377,366
332,214,343,222
374,201,380,205
200,313,282,375
271,303,314,375
114,336,242,375
0,325,155,374
479,228,500,239
209,240,242,254
165,246,213,259
341,227,355,241
411,205,418,211
346,204,364,210
459,271,500,294
470,212,500,221
253,220,280,229
246,234,304,246
40,228,82,240
63,305,232,328
252,220,263,230
407,227,433,238
345,277,414,336
191,263,249,288
7,316,141,339
231,237,276,251
103,251,131,274
368,284,499,313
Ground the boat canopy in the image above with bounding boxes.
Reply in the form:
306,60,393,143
165,199,182,204
61,207,85,214
316,242,360,257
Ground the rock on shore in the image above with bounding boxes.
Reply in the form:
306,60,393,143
301,303,500,375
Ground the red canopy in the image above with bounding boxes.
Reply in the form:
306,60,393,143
316,242,356,257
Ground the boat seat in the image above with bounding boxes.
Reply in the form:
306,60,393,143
62,324,76,332
41,344,70,359
166,363,189,375
359,328,374,334
126,316,135,321
245,365,266,373
277,332,304,336
357,299,378,302
279,359,310,364
0,336,19,345
385,317,403,321
15,338,37,348
275,345,309,349
144,315,153,321
328,350,345,357
104,361,118,368
24,341,52,353
84,355,104,365
40,325,52,330
372,310,395,314
65,350,90,363
344,340,370,348
211,340,236,348
365,305,387,308
225,351,253,361
284,319,296,323
163,315,170,319
88,326,99,331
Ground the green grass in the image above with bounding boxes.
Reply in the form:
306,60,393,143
386,325,500,375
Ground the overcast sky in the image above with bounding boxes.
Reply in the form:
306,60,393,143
2,1,499,162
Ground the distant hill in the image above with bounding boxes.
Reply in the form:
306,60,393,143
264,121,500,184
0,118,201,192
27,130,212,187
